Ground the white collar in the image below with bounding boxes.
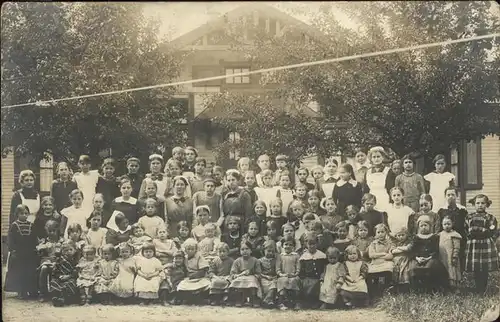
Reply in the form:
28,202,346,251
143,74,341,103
439,203,466,210
323,174,339,181
114,196,137,205
117,226,132,234
299,250,326,260
280,251,298,256
336,179,358,187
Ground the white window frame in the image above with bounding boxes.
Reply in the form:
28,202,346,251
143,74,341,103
228,131,241,160
225,68,250,84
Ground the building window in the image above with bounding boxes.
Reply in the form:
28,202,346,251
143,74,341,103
225,68,250,84
228,131,240,160
451,138,482,190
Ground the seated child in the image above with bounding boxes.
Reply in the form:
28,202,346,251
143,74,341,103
276,236,301,310
76,245,100,305
129,223,153,256
198,223,221,262
159,250,187,306
37,220,64,301
177,238,211,304
241,221,265,259
134,242,164,305
229,241,262,308
298,232,327,309
333,221,353,259
137,198,166,239
352,221,373,262
319,246,346,309
390,227,412,293
367,224,394,299
208,243,234,306
220,216,242,260
85,213,107,253
153,227,178,265
94,244,119,304
408,215,449,293
319,197,344,233
259,240,278,308
109,242,136,303
340,245,369,308
105,212,132,246
50,241,80,307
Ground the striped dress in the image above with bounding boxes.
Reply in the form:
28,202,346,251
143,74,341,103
50,256,79,300
464,212,499,272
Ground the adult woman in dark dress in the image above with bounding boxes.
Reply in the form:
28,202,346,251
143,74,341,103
222,171,253,232
165,176,193,238
10,170,41,225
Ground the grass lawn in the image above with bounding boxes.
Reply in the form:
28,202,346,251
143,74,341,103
377,271,500,322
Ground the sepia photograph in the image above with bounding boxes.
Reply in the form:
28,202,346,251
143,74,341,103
1,1,500,321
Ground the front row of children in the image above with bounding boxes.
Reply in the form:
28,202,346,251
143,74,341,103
6,196,497,310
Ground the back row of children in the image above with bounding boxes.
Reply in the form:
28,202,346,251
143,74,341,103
5,145,499,306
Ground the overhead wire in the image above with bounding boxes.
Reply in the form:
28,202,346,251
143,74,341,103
1,32,498,110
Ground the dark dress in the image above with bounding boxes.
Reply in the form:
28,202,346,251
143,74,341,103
221,232,242,260
408,234,448,289
33,212,62,240
49,255,80,302
222,188,253,226
4,220,38,295
120,173,144,199
111,197,140,225
164,196,193,238
437,204,468,271
299,250,327,304
332,180,363,217
359,210,388,237
243,186,258,206
105,228,132,246
50,180,78,213
96,176,121,211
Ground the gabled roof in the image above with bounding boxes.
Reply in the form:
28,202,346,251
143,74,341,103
168,3,330,49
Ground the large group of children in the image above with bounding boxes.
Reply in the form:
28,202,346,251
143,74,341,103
4,145,499,310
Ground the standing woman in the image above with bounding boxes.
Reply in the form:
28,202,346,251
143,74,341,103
183,146,198,179
353,148,370,186
165,176,193,238
10,170,40,224
363,147,396,213
139,154,171,200
424,154,455,212
50,162,78,213
222,171,253,231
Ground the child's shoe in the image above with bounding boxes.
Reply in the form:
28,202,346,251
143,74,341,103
320,303,328,310
52,297,65,307
279,303,288,310
294,302,302,310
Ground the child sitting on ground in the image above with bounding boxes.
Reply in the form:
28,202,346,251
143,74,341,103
208,243,234,306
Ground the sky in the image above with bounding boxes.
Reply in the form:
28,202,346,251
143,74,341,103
142,2,357,40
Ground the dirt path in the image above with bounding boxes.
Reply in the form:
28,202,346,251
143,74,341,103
2,293,401,322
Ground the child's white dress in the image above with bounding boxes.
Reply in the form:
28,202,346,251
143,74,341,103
73,170,99,213
110,256,136,298
134,256,164,299
137,215,165,239
438,230,462,286
386,204,413,236
86,228,108,251
424,172,455,212
153,238,178,265
76,258,99,288
130,236,152,255
61,205,90,239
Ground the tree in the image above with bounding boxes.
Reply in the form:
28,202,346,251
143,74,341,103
207,2,500,162
1,3,186,167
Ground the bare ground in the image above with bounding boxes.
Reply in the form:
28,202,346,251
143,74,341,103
2,292,401,322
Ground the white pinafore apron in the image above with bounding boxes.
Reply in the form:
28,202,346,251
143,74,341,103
20,192,40,223
365,167,390,213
